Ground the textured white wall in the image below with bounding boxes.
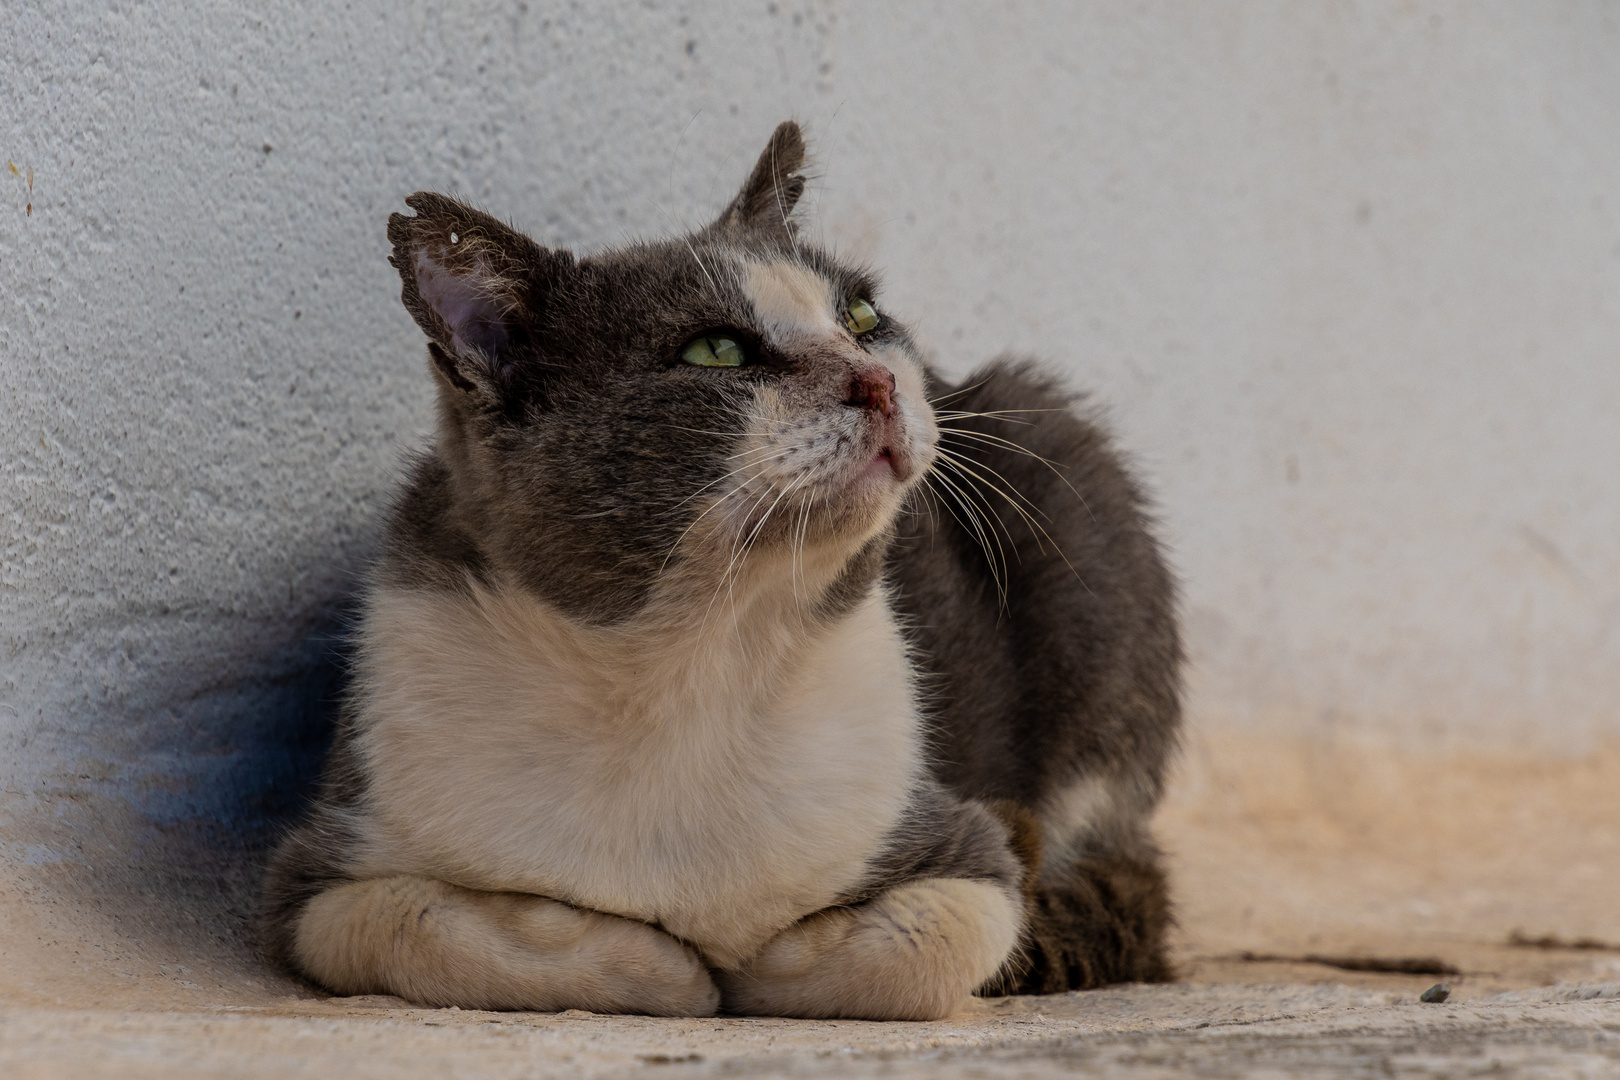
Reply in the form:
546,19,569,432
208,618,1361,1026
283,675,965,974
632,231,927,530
3,2,1618,873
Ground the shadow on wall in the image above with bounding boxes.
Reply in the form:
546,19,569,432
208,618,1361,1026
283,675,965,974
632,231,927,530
103,603,356,938
138,606,355,839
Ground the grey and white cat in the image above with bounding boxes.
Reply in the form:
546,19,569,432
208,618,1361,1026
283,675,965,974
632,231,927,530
263,122,1181,1020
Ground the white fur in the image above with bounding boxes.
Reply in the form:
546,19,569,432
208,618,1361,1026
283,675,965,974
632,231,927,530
744,260,841,341
731,259,937,515
352,570,926,968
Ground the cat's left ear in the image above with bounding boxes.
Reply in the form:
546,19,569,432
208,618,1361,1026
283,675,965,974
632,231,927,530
709,121,807,240
387,192,571,395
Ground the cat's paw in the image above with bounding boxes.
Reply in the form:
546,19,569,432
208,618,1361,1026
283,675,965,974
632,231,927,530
294,875,719,1016
556,908,722,1017
716,877,1020,1020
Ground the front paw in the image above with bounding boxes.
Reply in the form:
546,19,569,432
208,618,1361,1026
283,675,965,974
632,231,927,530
717,878,1021,1020
552,909,722,1017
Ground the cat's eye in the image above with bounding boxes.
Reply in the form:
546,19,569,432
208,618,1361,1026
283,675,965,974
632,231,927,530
844,298,879,335
681,335,746,368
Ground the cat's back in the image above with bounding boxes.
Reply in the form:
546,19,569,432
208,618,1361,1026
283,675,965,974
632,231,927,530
887,358,1181,832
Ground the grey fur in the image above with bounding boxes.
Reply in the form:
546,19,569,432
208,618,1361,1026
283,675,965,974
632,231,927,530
844,780,1024,905
892,359,1180,813
888,360,1182,990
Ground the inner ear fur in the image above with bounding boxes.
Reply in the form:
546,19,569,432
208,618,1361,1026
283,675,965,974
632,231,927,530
711,120,808,238
387,193,571,391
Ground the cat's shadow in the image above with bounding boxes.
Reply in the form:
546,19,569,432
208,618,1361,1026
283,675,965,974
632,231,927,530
101,601,357,981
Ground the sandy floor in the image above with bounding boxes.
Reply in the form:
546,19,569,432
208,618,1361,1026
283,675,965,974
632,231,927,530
4,730,1618,1077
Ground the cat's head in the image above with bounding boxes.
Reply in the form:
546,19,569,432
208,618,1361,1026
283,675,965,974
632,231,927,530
386,122,938,624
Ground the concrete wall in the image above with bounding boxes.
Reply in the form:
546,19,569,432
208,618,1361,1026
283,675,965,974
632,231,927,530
4,2,1618,882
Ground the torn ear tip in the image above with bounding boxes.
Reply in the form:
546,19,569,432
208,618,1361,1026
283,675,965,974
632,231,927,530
401,191,453,219
386,217,420,250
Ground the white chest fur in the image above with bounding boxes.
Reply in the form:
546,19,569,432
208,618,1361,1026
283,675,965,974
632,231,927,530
349,575,924,967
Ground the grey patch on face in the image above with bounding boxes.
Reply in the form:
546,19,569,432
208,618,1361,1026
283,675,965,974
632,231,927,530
375,451,492,595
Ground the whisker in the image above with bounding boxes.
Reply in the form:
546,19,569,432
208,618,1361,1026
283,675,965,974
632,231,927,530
937,425,1056,461
927,377,994,406
740,471,808,554
659,433,801,577
932,457,1019,557
682,236,722,302
664,448,799,511
770,131,798,253
925,464,1013,603
708,471,812,631
934,407,1068,417
724,407,787,428
920,471,1009,605
935,446,1051,528
658,479,756,575
936,428,1095,523
932,409,1056,427
791,491,813,622
647,437,799,505
702,479,786,627
658,425,752,439
934,448,1095,596
934,452,1063,575
717,472,797,588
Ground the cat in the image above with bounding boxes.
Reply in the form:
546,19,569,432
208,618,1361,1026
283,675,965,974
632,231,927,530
262,121,1181,1020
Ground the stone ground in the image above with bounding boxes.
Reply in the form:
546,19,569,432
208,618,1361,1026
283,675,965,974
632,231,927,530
4,730,1619,1078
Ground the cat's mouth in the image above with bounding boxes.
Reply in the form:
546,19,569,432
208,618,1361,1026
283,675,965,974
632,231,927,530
851,387,924,486
861,444,912,483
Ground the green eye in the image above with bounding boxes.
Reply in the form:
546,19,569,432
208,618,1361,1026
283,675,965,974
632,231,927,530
844,298,879,335
681,335,746,367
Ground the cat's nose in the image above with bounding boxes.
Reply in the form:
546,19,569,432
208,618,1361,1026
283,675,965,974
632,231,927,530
845,365,896,418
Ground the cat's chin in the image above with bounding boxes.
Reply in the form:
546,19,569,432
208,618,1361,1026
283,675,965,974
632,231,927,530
815,463,917,542
735,473,907,558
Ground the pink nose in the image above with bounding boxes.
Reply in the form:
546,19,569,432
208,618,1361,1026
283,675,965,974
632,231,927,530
845,366,896,418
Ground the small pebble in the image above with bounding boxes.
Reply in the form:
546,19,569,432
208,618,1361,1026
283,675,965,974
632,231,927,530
1420,983,1451,1003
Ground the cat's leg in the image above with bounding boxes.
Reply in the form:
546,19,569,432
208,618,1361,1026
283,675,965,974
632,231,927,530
1014,846,1173,991
716,784,1024,1020
982,776,1175,994
889,359,1183,993
291,875,720,1016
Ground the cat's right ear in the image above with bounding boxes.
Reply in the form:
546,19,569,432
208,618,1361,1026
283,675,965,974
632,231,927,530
387,192,571,398
710,121,808,240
